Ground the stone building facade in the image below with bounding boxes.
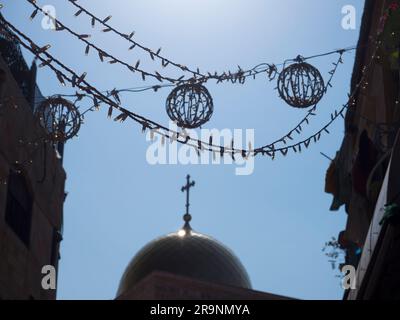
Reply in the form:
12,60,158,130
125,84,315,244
0,31,66,300
117,271,291,300
325,0,400,299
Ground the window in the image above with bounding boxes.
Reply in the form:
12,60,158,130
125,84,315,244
5,171,33,247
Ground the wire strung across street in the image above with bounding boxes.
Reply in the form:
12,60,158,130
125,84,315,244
63,0,360,84
0,15,379,159
26,0,358,86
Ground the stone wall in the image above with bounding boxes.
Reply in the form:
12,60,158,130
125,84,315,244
325,0,400,299
0,55,66,300
117,271,293,300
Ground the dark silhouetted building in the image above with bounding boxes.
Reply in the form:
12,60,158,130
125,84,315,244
0,20,65,300
325,0,400,300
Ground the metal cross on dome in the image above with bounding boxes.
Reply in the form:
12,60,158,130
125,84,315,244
181,175,195,228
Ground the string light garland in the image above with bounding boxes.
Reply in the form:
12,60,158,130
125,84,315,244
257,52,344,150
0,97,54,185
0,93,104,185
27,0,277,85
26,49,341,139
25,0,358,87
63,0,278,84
22,0,362,130
3,0,391,163
0,138,54,185
5,0,349,135
65,0,204,79
0,15,378,161
52,53,346,140
23,0,362,131
0,0,394,190
37,47,344,132
26,0,179,84
61,0,363,86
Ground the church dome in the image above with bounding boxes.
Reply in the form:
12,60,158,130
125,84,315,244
116,226,252,296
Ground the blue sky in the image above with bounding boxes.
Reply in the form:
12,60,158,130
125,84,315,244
3,0,365,299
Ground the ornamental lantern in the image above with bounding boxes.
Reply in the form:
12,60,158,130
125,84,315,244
36,96,81,142
166,83,213,129
277,56,325,108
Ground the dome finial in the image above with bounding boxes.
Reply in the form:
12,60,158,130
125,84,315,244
181,174,195,230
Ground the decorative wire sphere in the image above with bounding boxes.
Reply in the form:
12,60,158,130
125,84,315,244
277,58,325,108
36,96,81,142
166,83,213,129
